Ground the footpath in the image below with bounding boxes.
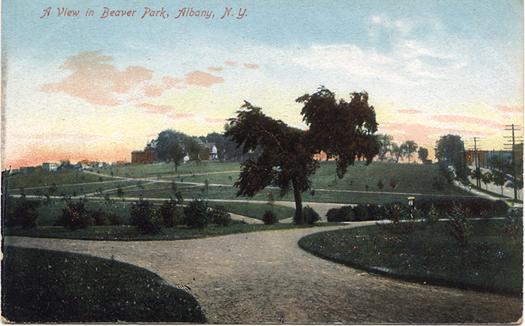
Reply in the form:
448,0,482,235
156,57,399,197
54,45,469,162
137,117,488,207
4,224,522,324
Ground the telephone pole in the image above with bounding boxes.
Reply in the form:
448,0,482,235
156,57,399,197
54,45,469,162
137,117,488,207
504,124,523,201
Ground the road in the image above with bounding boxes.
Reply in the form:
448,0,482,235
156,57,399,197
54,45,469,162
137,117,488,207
4,226,522,324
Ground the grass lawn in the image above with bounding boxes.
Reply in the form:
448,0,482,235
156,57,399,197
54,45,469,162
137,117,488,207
4,222,331,241
299,219,523,295
1,247,206,323
207,201,296,220
7,171,114,190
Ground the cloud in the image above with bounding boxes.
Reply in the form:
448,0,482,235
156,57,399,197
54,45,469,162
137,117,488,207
380,122,492,144
243,63,260,69
184,71,225,87
225,61,237,66
494,105,523,114
431,114,506,130
143,77,185,97
40,51,154,106
208,66,226,72
40,51,227,107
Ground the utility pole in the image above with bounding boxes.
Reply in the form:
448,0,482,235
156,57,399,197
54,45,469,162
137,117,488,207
504,124,523,201
468,137,482,188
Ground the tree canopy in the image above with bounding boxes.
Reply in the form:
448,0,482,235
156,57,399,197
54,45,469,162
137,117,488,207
435,134,464,166
225,87,379,224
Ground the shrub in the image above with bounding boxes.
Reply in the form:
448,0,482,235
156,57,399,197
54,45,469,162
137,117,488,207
367,204,382,220
90,210,110,226
262,210,278,225
303,206,320,225
209,205,232,227
183,200,210,229
55,201,92,230
326,206,354,222
107,213,121,226
353,205,369,221
493,200,509,216
9,198,39,229
159,199,183,227
446,204,471,246
130,199,162,234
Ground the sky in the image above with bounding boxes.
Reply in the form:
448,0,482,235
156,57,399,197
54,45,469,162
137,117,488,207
2,0,523,169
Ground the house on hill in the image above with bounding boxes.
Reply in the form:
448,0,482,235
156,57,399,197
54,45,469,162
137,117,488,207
42,162,58,172
132,148,156,164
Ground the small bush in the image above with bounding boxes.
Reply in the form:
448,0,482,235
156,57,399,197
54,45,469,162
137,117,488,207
130,199,162,234
367,204,382,220
446,204,471,246
107,213,121,226
9,198,39,229
493,200,509,216
183,200,210,229
209,205,232,227
55,201,92,230
159,199,184,227
303,206,320,225
90,210,110,226
262,210,278,225
353,205,369,221
326,206,354,222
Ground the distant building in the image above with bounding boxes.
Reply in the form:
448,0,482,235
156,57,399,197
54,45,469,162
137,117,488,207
42,162,58,172
202,143,218,160
131,148,156,164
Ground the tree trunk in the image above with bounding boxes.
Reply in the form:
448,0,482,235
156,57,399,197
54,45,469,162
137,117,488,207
292,178,304,224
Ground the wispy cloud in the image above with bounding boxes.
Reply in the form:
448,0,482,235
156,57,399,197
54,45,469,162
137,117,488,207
243,63,260,69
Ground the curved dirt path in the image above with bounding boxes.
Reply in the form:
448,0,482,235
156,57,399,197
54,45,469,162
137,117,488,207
4,224,522,324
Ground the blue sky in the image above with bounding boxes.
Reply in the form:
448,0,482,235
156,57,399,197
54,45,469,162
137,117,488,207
2,0,523,168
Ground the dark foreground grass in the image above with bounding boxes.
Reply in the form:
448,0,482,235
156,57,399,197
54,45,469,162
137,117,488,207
1,247,206,323
4,222,328,241
299,220,523,296
207,201,295,220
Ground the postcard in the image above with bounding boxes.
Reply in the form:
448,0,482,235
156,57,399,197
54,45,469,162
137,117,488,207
2,0,523,324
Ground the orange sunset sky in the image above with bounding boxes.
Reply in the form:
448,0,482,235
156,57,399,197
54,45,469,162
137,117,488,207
2,0,523,169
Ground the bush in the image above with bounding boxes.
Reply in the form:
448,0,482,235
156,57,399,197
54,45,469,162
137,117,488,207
159,199,184,227
352,205,369,221
262,210,278,225
446,204,471,246
493,200,509,216
9,198,39,229
183,200,210,229
130,199,162,234
303,206,320,225
55,201,92,230
367,204,382,220
326,206,354,222
209,205,232,227
90,210,110,226
107,213,121,226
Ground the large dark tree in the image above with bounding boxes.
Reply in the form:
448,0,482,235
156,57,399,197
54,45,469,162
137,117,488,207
435,134,464,166
225,87,379,224
167,144,185,171
153,130,189,162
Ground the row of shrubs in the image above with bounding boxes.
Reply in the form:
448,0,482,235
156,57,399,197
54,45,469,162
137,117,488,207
4,197,235,234
262,206,321,225
326,197,510,223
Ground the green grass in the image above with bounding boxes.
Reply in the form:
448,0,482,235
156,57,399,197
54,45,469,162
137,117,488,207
99,161,241,178
7,171,114,190
1,247,206,323
207,201,296,220
4,222,330,240
299,219,523,295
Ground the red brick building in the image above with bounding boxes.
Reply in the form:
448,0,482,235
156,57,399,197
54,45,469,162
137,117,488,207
131,148,155,164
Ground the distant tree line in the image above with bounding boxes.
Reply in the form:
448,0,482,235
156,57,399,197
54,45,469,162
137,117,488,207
375,134,428,163
145,127,263,169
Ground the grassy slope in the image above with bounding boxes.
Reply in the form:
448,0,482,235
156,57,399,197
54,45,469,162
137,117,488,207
299,220,523,296
1,247,206,323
